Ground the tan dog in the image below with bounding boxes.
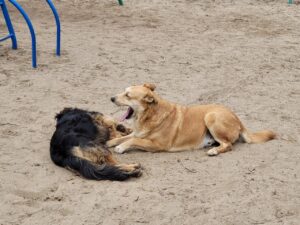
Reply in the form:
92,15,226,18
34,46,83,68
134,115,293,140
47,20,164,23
107,84,276,156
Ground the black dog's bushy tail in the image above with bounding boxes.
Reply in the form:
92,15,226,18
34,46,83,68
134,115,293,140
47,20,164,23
61,156,139,181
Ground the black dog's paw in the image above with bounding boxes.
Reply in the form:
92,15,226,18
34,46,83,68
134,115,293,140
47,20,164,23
116,124,127,133
129,168,143,178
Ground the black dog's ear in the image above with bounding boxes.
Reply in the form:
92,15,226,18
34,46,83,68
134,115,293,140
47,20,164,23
55,107,72,120
55,114,62,120
143,83,156,91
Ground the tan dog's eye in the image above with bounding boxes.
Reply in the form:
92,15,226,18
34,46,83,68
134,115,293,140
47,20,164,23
125,93,130,98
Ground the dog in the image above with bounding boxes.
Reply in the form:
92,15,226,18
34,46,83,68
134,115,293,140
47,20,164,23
50,108,142,181
107,83,276,156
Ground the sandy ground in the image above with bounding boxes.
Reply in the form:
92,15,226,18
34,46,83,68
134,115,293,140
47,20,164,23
0,0,299,224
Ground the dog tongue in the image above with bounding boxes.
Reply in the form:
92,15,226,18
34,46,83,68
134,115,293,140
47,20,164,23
120,107,131,122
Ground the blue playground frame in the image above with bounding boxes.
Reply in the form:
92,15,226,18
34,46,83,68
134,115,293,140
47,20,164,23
0,0,61,68
46,0,61,56
1,0,123,68
0,0,17,49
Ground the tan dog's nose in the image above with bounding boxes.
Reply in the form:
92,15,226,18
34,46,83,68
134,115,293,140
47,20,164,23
111,97,116,102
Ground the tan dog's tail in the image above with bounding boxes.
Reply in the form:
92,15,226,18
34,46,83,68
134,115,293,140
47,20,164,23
241,126,276,144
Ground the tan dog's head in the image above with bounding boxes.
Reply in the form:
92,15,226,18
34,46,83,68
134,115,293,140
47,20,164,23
111,83,157,121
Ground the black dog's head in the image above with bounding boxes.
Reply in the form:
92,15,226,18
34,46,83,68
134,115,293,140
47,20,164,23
56,108,102,124
55,108,132,143
55,108,109,144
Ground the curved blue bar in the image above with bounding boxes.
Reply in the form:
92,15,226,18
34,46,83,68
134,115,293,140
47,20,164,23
46,0,61,56
8,0,37,68
0,34,12,42
0,0,17,49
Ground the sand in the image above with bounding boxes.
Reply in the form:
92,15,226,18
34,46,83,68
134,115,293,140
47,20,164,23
0,0,299,224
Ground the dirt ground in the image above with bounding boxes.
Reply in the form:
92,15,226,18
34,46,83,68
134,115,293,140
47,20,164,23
0,0,299,224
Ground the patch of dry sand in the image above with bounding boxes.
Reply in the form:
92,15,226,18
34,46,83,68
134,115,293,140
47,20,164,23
0,0,299,224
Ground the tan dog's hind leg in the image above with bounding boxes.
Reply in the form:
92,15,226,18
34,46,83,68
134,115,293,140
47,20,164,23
207,142,233,156
114,138,162,154
204,112,241,156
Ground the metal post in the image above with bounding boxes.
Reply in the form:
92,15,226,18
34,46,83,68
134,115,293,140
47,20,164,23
0,0,17,49
46,0,61,56
8,0,37,68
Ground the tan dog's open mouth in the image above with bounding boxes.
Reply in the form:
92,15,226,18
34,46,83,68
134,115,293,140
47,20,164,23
120,107,134,121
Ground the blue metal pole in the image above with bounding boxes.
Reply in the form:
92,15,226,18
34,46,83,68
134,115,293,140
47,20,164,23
46,0,61,56
1,0,17,49
8,0,37,68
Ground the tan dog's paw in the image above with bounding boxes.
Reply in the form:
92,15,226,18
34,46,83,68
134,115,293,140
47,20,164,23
207,148,219,156
107,139,117,148
114,145,127,154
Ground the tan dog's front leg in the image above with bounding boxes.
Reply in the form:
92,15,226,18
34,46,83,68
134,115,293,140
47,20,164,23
107,134,133,147
114,138,162,154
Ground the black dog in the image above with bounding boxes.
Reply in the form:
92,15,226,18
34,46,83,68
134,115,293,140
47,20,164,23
50,108,141,181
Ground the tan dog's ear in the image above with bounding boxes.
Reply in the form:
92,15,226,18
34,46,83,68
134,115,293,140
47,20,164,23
143,83,156,91
143,94,156,104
